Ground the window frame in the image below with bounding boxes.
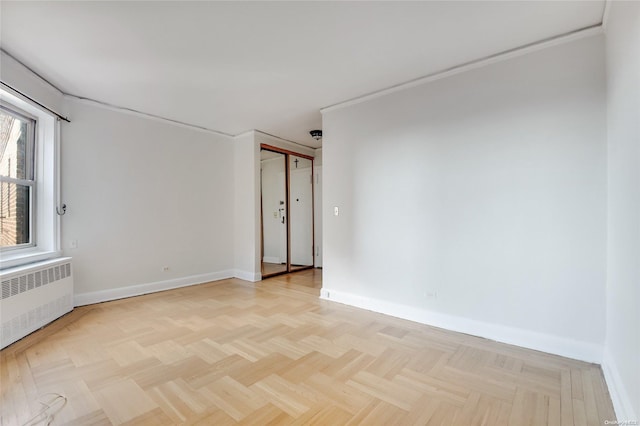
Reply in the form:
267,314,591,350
0,87,61,270
0,103,38,251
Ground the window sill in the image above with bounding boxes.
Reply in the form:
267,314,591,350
0,249,62,271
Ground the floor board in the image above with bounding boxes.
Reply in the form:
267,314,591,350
0,270,615,425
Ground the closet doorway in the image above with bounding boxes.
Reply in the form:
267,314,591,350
260,144,314,278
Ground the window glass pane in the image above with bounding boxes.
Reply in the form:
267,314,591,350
0,182,31,247
0,108,34,180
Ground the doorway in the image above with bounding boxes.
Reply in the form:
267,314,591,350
260,144,314,278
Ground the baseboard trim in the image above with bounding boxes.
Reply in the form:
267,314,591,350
320,288,603,364
262,256,283,264
74,270,234,306
602,347,637,422
233,270,262,282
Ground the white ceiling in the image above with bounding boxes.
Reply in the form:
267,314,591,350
1,1,604,148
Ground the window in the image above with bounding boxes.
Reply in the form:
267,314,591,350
1,105,36,249
0,88,60,269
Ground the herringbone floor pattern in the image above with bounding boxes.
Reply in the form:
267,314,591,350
1,270,615,425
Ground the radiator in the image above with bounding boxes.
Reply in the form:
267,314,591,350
0,257,74,349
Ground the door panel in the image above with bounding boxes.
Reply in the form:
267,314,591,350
289,156,313,270
261,150,287,276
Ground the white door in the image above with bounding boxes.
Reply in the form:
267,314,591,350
290,166,313,267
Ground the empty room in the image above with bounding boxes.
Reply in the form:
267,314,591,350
0,1,638,425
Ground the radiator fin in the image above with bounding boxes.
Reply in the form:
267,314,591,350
0,263,72,300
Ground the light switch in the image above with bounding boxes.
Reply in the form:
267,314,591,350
273,211,278,218
334,206,339,216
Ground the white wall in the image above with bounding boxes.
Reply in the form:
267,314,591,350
322,35,607,361
62,98,236,301
314,148,323,267
233,131,261,281
604,1,640,421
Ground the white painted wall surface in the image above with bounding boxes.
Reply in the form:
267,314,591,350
314,167,323,268
604,1,640,421
62,98,235,297
233,132,261,281
322,36,607,359
314,148,322,167
314,148,323,267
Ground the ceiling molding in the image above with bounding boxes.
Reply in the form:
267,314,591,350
321,24,603,115
64,94,235,139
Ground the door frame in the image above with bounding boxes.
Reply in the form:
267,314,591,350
260,144,315,278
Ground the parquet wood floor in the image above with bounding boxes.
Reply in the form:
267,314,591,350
1,270,615,425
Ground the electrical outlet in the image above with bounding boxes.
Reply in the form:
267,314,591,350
162,266,170,272
69,240,78,249
334,206,339,216
427,291,438,299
